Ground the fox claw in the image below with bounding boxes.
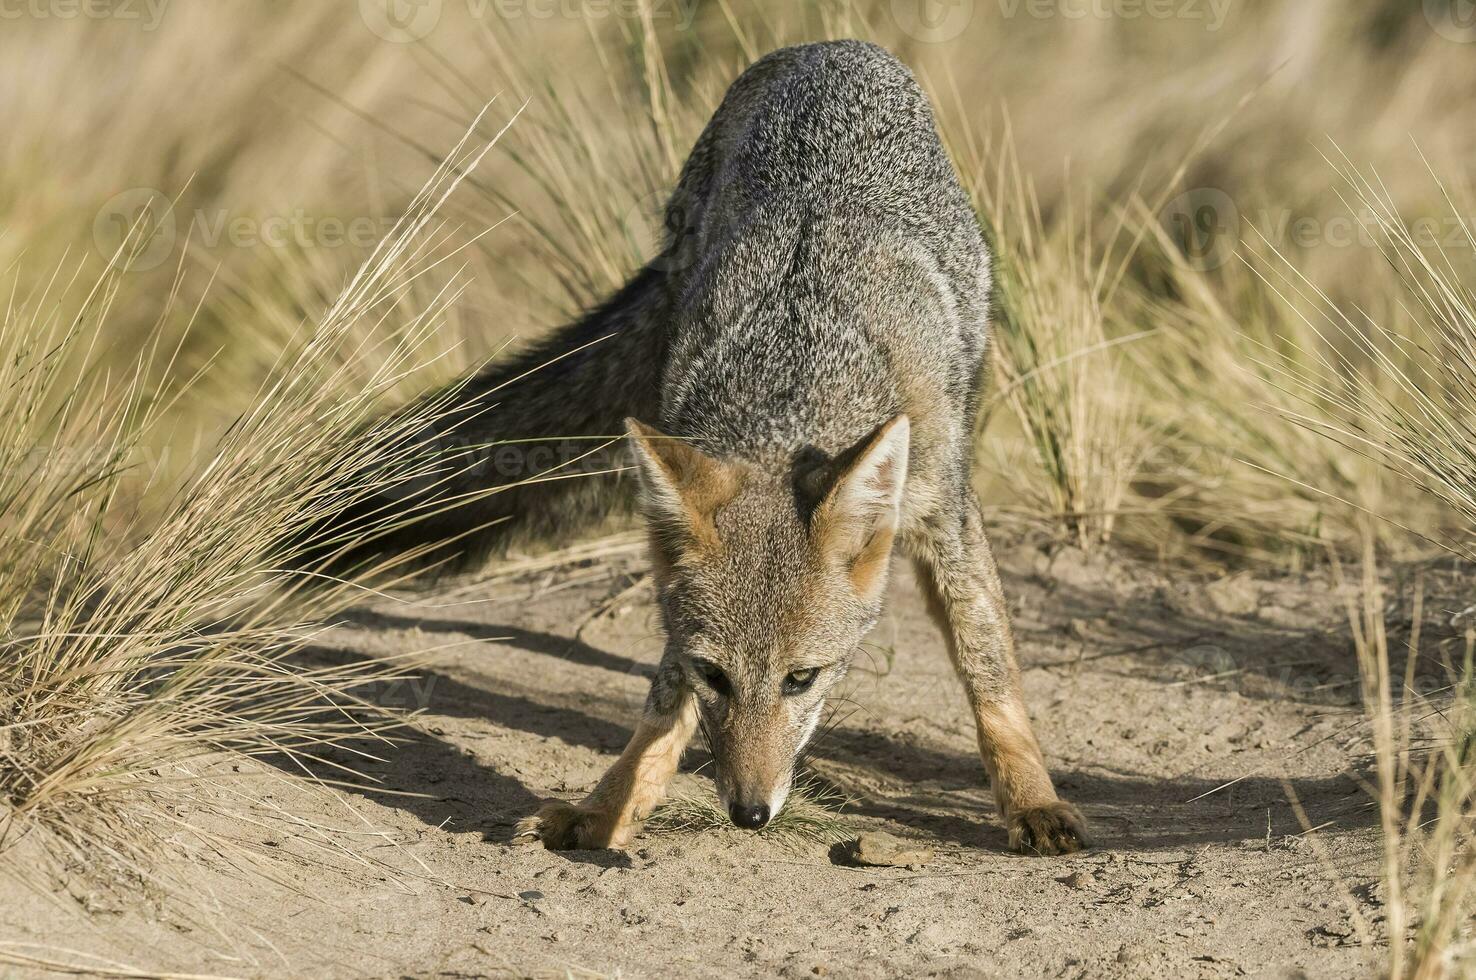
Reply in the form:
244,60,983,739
514,800,631,850
1007,801,1090,856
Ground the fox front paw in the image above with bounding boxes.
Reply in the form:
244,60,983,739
513,800,633,850
1007,801,1090,856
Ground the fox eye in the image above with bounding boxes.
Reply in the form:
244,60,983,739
692,658,731,697
782,668,819,695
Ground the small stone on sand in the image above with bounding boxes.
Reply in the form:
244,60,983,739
834,832,934,869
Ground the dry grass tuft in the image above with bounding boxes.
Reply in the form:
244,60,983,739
1326,548,1476,978
1258,153,1476,562
1264,161,1476,975
0,110,514,878
966,130,1157,550
646,777,853,848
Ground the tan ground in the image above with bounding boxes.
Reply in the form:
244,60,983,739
3,531,1404,978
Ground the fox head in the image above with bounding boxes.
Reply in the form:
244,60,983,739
625,415,910,829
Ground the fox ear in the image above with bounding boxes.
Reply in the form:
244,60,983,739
817,415,910,598
625,418,739,558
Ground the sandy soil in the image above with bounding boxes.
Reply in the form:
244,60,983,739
4,530,1411,978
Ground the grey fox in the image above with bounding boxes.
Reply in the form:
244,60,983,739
316,40,1086,855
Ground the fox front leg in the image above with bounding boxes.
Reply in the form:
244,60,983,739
516,661,696,850
908,494,1089,856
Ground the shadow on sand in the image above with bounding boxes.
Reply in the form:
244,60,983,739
281,583,1381,856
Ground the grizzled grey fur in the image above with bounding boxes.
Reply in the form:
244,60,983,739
311,41,1088,855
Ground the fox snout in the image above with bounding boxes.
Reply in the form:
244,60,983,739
713,721,800,831
721,778,788,830
716,756,793,831
728,801,771,829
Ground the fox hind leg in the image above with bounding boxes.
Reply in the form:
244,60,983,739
517,674,696,850
908,493,1089,855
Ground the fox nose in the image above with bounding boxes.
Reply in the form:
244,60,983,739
728,802,771,829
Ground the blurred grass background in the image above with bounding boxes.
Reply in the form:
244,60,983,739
4,0,1472,562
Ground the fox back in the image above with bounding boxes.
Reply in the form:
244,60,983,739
627,41,994,820
660,40,990,463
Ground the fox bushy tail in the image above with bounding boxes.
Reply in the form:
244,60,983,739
291,264,669,574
